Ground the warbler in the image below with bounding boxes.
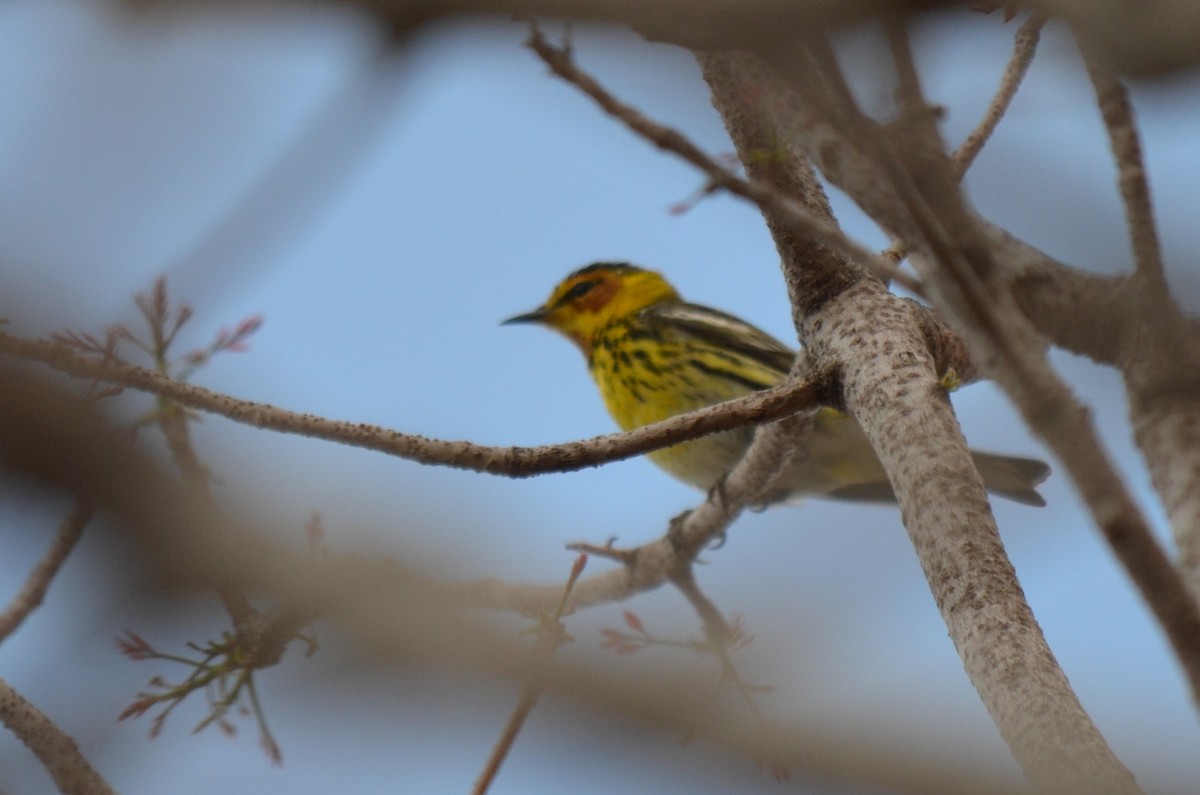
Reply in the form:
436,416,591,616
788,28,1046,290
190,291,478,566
504,262,1049,506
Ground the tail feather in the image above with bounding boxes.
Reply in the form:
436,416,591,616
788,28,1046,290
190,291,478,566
971,451,1051,507
823,452,1050,507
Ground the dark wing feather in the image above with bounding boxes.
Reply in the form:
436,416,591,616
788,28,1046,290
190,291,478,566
647,302,796,377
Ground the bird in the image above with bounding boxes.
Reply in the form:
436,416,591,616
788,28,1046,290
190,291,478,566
503,262,1050,506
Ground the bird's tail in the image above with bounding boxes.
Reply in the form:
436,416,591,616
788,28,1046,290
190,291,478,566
822,451,1051,506
971,451,1051,507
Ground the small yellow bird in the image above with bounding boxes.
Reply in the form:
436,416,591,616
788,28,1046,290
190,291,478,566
504,262,1049,506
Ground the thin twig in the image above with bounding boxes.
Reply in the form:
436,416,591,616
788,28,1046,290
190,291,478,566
881,14,1044,267
131,280,261,635
954,14,1047,176
0,499,93,644
671,569,734,649
1080,48,1166,290
473,555,586,795
539,381,814,616
673,573,772,733
155,382,258,629
0,330,831,480
526,25,924,296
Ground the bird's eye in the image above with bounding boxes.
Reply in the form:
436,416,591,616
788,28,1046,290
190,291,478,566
560,280,599,303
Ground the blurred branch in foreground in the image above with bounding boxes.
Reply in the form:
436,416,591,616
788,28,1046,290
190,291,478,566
0,362,1025,795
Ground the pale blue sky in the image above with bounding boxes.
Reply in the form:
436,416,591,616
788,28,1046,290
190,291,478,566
1,2,1199,793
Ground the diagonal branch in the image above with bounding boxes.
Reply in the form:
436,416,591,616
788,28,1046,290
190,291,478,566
953,14,1047,177
867,23,1198,790
1076,39,1200,593
701,33,1144,793
471,554,586,795
885,13,1045,267
0,499,93,645
0,677,113,795
1080,50,1165,290
535,406,813,616
526,26,924,295
872,25,1200,719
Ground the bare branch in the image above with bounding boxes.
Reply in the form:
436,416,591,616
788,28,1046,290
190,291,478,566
0,366,1033,794
0,499,92,645
1036,0,1200,75
126,0,1200,78
472,555,585,795
0,331,833,635
980,223,1199,365
332,0,955,54
460,369,815,617
980,90,1200,582
1001,236,1131,362
747,21,1200,729
1072,37,1200,594
892,29,1200,715
698,31,1145,792
866,24,1198,790
527,26,925,296
1080,47,1166,290
695,47,872,327
953,14,1047,177
326,0,1200,79
882,8,1046,269
0,678,114,795
504,410,810,614
0,330,831,479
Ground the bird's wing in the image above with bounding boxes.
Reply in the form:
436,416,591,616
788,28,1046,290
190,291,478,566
650,302,797,377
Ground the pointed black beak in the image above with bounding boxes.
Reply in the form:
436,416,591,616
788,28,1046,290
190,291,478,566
501,306,551,325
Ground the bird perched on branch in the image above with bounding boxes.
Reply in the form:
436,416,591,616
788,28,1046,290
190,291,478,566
504,262,1049,506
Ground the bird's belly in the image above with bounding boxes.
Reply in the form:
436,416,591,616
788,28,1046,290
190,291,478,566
589,351,887,497
592,362,754,490
647,428,757,491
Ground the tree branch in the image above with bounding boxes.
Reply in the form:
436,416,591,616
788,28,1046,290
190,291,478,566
527,26,924,296
953,14,1047,177
0,363,1050,795
1076,40,1200,594
489,407,814,616
886,13,1046,266
1081,48,1166,290
701,34,1143,793
0,499,92,645
0,330,832,479
0,678,113,795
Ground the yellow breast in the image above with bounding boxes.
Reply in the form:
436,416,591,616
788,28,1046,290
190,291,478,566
587,316,777,488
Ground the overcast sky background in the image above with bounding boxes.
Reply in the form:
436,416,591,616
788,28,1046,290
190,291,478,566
2,1,1200,793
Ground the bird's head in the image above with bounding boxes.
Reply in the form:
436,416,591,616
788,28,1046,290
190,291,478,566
503,262,679,354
